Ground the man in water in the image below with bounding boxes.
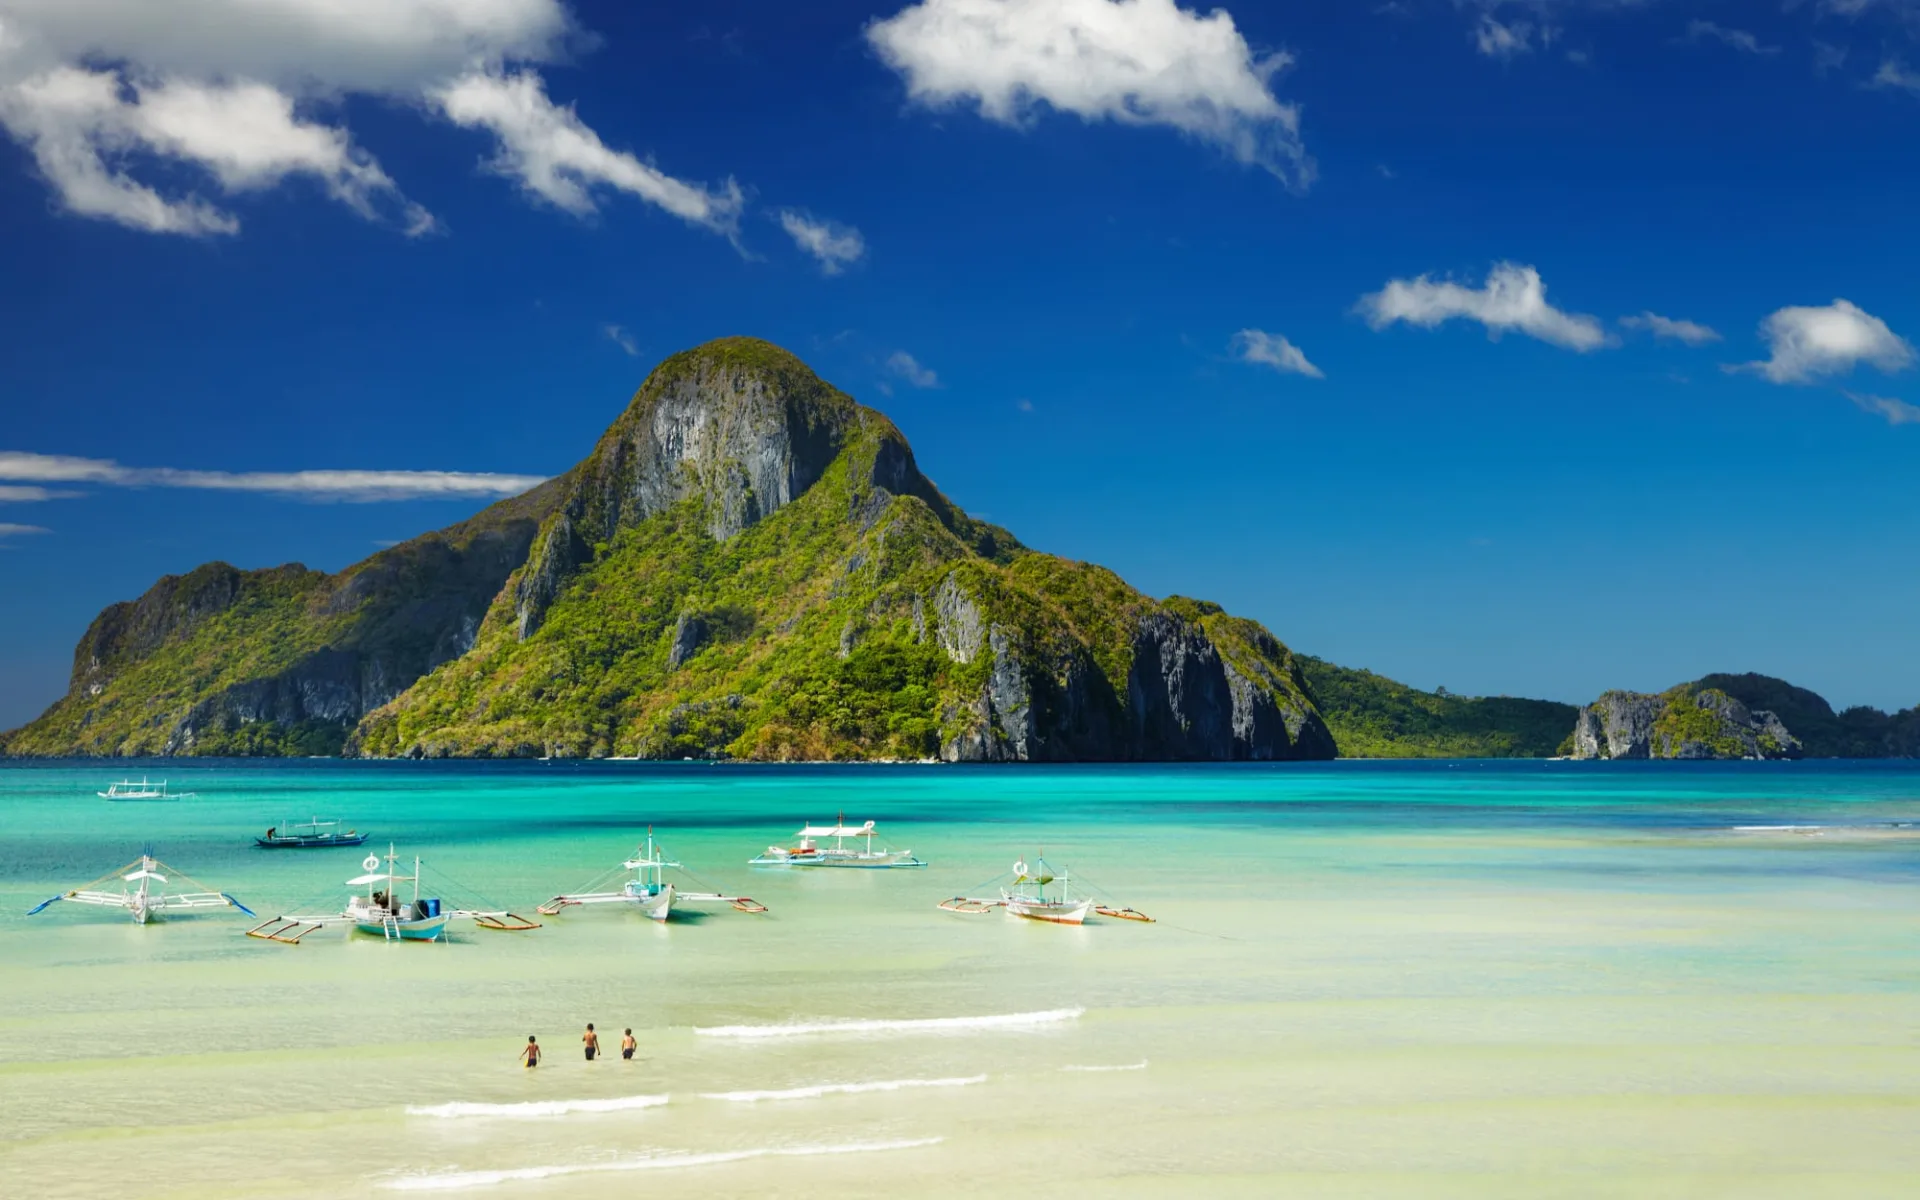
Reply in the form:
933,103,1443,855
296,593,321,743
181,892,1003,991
621,1029,636,1061
520,1036,540,1068
583,1023,599,1061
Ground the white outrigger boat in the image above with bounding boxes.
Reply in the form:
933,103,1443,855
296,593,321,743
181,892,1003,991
98,778,193,801
539,830,767,922
28,852,252,924
245,845,540,944
750,819,926,868
940,855,1153,925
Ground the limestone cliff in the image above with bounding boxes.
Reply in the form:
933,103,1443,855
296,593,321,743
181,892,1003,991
1569,686,1801,760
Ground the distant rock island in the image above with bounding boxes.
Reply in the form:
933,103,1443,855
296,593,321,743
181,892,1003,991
3,340,1913,763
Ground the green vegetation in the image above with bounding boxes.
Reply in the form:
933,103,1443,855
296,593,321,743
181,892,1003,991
1299,657,1579,758
1649,687,1756,758
1690,673,1920,758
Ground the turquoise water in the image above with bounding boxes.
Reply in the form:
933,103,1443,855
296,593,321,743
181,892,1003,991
3,760,1919,1198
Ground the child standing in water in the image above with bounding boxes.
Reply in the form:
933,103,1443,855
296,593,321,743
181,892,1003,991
520,1036,540,1068
621,1029,636,1061
582,1023,599,1061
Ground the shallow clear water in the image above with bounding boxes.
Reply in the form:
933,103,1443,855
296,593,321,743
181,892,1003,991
3,759,1919,1198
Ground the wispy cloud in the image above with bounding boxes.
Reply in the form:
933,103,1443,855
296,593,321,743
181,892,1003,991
884,351,940,389
1735,300,1915,383
1358,262,1610,352
0,452,546,502
777,209,865,274
1475,16,1534,60
0,484,80,502
602,323,639,356
1620,312,1721,345
1680,21,1778,56
1869,59,1920,94
0,522,50,539
1232,329,1324,378
1849,392,1920,425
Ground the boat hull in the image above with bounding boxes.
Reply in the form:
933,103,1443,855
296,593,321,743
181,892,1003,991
748,851,926,869
353,915,450,941
1005,897,1093,925
638,884,674,921
254,834,369,849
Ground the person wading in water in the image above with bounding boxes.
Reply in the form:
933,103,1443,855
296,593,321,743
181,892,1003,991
621,1029,636,1061
582,1023,599,1062
520,1036,540,1068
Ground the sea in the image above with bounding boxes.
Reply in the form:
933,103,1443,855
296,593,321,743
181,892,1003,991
2,759,1918,1199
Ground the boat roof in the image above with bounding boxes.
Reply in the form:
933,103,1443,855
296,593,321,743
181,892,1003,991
346,871,414,885
797,821,878,836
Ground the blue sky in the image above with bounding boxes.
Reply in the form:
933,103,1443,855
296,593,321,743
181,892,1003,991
3,0,1920,730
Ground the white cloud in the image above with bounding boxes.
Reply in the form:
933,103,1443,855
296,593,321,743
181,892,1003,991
777,209,865,274
1739,299,1915,383
1870,59,1920,93
1681,21,1778,56
0,484,69,501
0,451,546,501
432,70,741,233
0,522,50,537
1848,391,1920,425
0,1,746,241
1475,16,1533,59
1358,262,1610,352
603,323,639,356
1232,329,1323,378
866,0,1312,189
885,351,940,388
1620,311,1720,345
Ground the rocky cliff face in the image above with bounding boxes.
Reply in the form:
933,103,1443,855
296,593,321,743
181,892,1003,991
1570,686,1801,760
9,337,1335,763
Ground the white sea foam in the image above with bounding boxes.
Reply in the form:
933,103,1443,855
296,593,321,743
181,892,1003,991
380,1137,943,1191
694,1007,1083,1039
406,1094,670,1119
702,1074,986,1102
1732,824,1827,831
1062,1060,1148,1073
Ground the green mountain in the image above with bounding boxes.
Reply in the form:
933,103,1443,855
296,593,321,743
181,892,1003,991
4,338,1335,763
1297,657,1579,758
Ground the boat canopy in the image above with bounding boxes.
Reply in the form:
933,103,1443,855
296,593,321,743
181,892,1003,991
797,821,878,837
346,871,412,886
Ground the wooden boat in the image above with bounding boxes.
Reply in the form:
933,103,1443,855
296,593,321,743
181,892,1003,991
939,855,1151,926
98,778,192,801
246,845,539,944
541,830,766,921
750,819,925,868
28,853,251,924
255,818,368,849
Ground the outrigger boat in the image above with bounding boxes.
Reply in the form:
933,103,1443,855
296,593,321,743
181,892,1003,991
750,818,926,868
28,852,252,924
98,778,192,801
940,855,1153,925
539,830,767,922
245,845,540,944
255,818,368,849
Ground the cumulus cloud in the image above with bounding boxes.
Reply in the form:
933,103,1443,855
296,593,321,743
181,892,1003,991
866,0,1312,189
885,351,940,389
777,209,866,274
1738,299,1915,383
1231,329,1322,378
432,70,742,233
1620,311,1720,345
0,451,546,502
0,1,742,240
1475,16,1534,59
1357,262,1610,352
1848,391,1920,425
1681,21,1778,56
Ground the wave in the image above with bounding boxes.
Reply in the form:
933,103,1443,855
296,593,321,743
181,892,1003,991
407,1094,670,1119
380,1137,943,1191
1731,824,1828,831
1061,1061,1148,1073
702,1074,986,1103
695,1008,1083,1039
